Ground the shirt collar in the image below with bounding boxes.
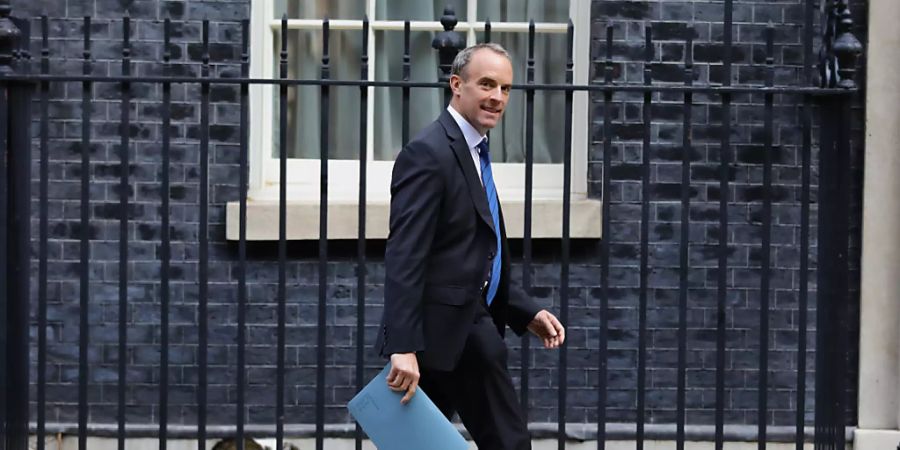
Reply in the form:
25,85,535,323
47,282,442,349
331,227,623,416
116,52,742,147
447,105,487,151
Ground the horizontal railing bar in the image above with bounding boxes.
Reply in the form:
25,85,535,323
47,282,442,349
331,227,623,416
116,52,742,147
268,19,569,33
0,74,855,94
26,423,853,442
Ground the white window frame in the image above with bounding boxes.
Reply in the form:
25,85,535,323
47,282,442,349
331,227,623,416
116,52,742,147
247,0,591,203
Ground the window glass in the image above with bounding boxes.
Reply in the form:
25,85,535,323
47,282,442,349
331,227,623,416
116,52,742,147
373,29,444,161
267,0,572,164
272,29,363,160
477,1,569,23
375,0,466,21
275,0,367,20
475,31,568,164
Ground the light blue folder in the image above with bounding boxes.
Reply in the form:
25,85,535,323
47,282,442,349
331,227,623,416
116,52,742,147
348,363,469,450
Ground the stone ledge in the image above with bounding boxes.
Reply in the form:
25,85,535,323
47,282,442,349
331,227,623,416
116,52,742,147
854,429,900,450
225,198,603,240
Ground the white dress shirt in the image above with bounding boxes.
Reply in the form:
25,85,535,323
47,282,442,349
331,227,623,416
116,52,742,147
446,105,486,185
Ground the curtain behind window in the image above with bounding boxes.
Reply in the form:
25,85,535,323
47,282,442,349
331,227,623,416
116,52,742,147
273,0,567,165
478,1,568,164
277,1,363,160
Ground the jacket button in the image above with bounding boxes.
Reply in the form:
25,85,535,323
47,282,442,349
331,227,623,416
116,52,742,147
488,252,495,260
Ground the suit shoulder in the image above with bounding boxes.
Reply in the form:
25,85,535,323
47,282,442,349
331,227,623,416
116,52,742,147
405,120,444,150
397,120,451,164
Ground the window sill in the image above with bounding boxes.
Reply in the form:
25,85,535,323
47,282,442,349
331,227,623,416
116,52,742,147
225,197,603,240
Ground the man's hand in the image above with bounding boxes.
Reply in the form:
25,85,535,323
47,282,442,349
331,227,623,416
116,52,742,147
527,310,565,349
387,352,420,404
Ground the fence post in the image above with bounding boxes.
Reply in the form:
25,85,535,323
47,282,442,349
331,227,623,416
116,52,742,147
814,1,863,450
431,6,465,106
0,1,28,449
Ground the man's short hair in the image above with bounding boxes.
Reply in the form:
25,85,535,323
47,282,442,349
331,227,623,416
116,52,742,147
450,43,511,78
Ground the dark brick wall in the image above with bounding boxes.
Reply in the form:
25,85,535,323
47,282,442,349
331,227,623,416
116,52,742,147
583,0,865,427
13,0,864,430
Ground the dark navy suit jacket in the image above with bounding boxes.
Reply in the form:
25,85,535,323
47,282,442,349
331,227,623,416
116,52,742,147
376,109,541,371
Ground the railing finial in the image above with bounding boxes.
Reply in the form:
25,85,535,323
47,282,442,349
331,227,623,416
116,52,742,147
833,1,863,89
821,0,863,88
432,5,466,103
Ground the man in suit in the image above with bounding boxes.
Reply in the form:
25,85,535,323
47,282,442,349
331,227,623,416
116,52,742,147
375,43,566,450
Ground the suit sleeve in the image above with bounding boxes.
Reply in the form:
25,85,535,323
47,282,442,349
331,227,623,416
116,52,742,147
504,272,541,336
381,140,443,356
497,214,541,336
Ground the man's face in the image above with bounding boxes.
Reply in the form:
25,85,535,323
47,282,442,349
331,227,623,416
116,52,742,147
449,49,513,135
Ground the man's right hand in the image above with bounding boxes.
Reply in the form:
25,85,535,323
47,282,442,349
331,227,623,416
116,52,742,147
387,352,420,405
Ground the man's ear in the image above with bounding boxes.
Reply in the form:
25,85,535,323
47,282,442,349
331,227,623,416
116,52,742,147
449,74,461,95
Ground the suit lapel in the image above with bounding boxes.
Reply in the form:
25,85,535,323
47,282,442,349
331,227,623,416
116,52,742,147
438,110,496,235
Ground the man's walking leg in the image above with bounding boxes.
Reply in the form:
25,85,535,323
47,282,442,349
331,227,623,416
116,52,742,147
455,316,531,450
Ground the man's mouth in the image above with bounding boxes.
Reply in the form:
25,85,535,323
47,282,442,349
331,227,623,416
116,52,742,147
481,105,502,115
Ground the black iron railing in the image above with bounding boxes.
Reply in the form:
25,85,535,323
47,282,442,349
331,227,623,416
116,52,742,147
0,1,864,450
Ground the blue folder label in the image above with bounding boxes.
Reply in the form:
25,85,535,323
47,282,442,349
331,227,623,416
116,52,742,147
355,393,379,413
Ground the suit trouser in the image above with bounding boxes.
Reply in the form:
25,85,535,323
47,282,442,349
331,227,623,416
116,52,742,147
419,305,531,450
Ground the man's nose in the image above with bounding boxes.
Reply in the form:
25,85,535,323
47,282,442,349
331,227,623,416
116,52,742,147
489,86,504,101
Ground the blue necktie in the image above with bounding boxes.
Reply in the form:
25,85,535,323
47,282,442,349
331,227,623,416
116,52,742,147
477,138,502,306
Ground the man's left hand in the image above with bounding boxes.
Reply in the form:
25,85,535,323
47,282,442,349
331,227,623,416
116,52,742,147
527,310,565,349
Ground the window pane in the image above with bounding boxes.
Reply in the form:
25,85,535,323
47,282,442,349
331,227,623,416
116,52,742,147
477,1,569,23
475,31,568,164
275,0,367,20
272,29,363,160
375,0,466,21
373,30,444,161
